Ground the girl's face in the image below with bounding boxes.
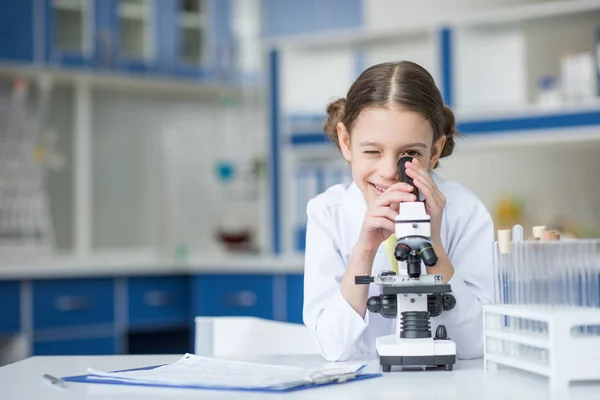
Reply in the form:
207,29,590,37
337,107,446,206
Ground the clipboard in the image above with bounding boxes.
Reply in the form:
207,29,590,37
61,363,382,393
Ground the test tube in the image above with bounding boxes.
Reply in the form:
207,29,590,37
497,229,514,356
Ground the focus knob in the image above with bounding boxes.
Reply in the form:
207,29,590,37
435,325,448,340
443,294,456,311
367,296,381,314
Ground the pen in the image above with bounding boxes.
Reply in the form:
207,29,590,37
43,374,66,388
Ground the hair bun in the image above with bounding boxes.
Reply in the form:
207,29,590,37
441,105,457,158
323,98,346,148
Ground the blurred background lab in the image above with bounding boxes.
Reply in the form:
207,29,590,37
0,0,599,366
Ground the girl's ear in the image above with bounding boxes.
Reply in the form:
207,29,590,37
429,135,446,170
337,122,351,163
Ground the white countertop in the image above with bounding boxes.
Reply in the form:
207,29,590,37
1,354,598,399
0,249,306,280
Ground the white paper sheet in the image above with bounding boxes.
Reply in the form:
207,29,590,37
87,354,366,390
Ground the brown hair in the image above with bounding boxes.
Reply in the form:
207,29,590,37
323,61,458,168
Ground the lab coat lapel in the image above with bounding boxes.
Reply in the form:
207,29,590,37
340,182,366,257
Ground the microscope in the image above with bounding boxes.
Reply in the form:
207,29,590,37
355,156,457,372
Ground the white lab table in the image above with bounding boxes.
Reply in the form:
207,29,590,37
1,354,599,400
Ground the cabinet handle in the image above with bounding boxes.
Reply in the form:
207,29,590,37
144,290,172,307
54,296,92,312
222,291,257,308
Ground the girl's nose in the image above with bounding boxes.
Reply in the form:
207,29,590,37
378,158,398,182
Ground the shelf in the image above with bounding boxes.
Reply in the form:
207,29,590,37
485,329,549,349
0,249,306,280
456,108,600,135
285,102,600,149
0,62,262,98
264,24,431,51
485,353,550,377
264,0,600,50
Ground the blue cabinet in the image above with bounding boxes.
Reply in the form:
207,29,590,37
1,271,306,359
192,274,274,319
0,1,37,62
0,282,21,336
0,0,245,81
127,275,190,330
285,274,304,324
32,278,115,330
33,336,117,355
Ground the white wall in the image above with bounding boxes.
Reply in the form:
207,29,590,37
364,0,549,31
90,89,267,253
436,137,600,237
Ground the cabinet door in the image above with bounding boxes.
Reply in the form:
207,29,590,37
44,0,99,67
32,278,115,330
286,274,304,324
0,1,36,62
127,275,190,330
192,274,274,319
0,281,21,336
168,0,213,80
111,0,159,73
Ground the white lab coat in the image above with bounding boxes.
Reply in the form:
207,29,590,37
302,171,495,362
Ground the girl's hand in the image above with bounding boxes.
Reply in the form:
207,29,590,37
356,183,416,254
404,158,446,250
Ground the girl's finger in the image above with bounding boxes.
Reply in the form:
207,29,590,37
383,182,414,193
367,217,395,233
406,161,430,181
375,191,417,207
406,163,444,203
370,206,398,222
413,177,445,213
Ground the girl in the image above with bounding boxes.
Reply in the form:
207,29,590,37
302,61,494,362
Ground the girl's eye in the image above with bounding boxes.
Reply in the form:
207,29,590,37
364,150,379,155
405,150,421,157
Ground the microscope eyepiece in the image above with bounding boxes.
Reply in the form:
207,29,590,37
398,156,419,200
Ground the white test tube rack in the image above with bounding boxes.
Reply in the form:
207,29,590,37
483,305,600,391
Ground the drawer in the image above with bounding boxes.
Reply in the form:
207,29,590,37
193,275,274,319
127,276,190,329
32,278,115,330
33,336,116,356
0,281,20,335
286,274,304,324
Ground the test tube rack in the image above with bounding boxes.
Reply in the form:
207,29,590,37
484,227,600,391
483,304,600,391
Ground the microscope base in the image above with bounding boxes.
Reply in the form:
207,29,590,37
376,334,456,372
